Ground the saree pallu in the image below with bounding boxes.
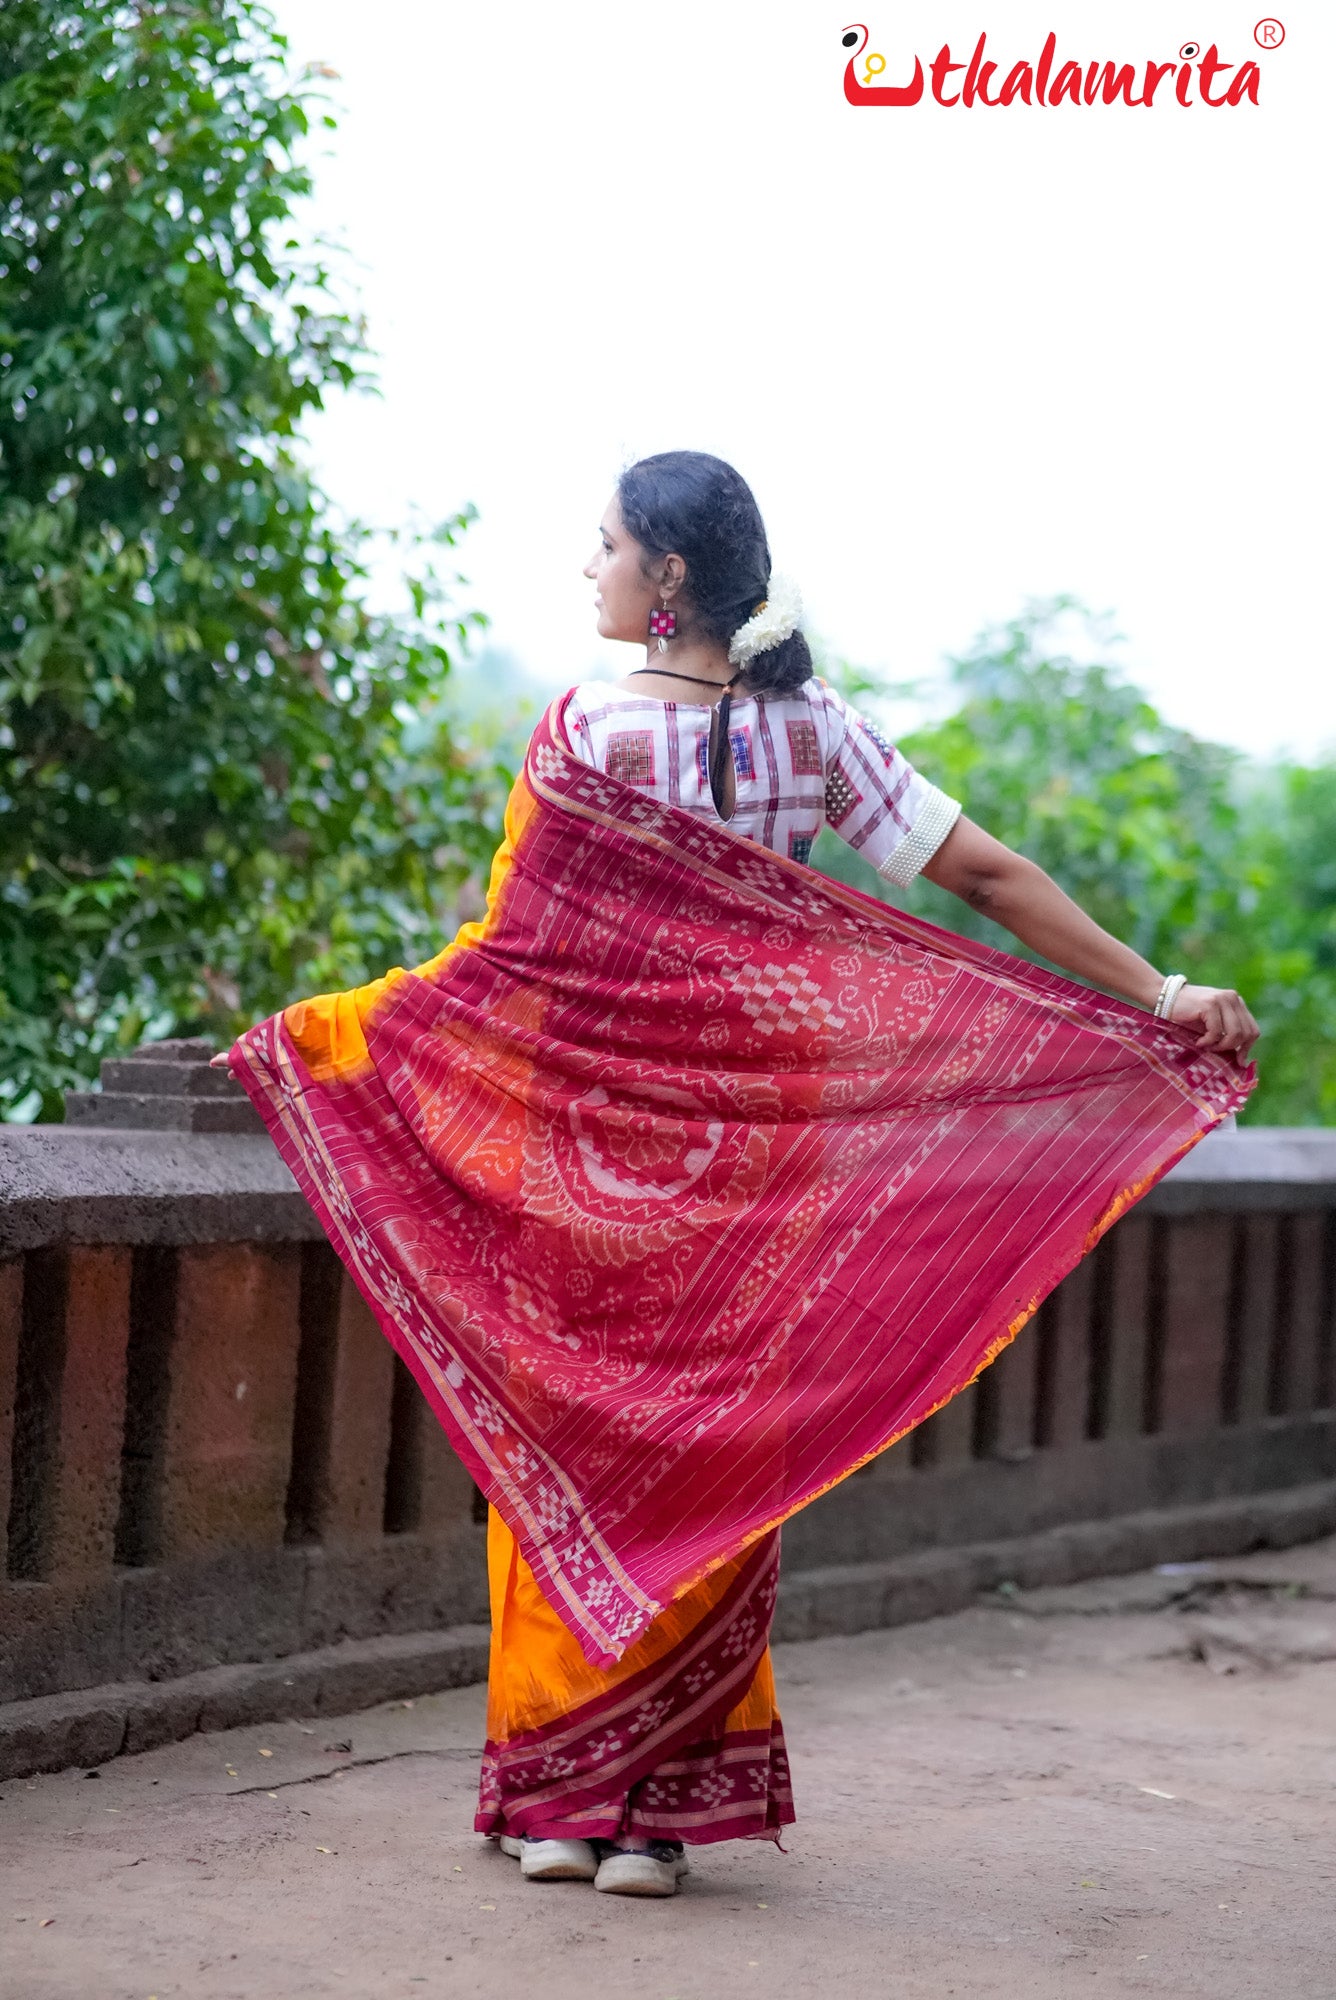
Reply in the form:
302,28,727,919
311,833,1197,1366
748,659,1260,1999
231,691,1254,1682
479,1508,793,1845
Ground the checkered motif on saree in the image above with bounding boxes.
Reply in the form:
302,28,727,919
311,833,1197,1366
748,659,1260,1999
232,690,1253,1668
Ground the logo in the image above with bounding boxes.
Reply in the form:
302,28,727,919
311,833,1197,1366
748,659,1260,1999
840,23,1272,108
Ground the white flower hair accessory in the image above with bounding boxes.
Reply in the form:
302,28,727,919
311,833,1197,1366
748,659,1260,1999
727,571,803,667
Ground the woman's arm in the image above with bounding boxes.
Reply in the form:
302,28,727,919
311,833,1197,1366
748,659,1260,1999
919,815,1260,1059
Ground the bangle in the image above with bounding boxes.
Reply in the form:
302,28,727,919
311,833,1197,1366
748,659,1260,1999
1153,972,1187,1020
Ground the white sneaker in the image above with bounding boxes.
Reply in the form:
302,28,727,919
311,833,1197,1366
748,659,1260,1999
518,1837,600,1882
593,1842,690,1898
498,1835,524,1860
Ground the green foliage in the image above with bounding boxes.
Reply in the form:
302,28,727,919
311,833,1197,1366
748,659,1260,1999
2,3,1328,1132
814,600,1336,1124
0,0,507,1119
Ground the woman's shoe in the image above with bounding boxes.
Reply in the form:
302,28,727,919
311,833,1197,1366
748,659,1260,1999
593,1840,689,1898
517,1836,600,1882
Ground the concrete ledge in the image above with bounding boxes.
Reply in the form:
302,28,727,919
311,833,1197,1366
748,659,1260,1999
783,1413,1336,1572
6,1482,1334,1782
1143,1126,1336,1212
0,1623,492,1781
0,1129,322,1252
774,1478,1336,1641
4,1123,1335,1256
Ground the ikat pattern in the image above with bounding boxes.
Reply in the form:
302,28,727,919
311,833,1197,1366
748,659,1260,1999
604,729,656,788
233,693,1255,1670
566,677,961,886
784,717,824,777
692,724,757,785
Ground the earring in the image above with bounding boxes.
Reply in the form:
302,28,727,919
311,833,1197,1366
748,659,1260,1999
648,602,677,652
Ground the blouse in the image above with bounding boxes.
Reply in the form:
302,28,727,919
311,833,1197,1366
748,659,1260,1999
562,676,961,889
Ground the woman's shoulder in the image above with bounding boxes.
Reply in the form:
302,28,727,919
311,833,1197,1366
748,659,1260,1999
783,675,851,760
564,675,656,705
562,678,655,723
758,674,847,714
799,674,849,711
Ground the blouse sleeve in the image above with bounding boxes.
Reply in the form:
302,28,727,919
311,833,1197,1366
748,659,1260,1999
816,682,962,889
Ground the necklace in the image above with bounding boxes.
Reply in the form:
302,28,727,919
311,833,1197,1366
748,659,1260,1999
626,667,741,695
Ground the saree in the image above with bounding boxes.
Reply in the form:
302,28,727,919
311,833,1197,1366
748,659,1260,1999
231,690,1253,1688
478,1510,792,1844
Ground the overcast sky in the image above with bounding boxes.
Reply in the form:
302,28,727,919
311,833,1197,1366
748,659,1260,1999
270,0,1333,760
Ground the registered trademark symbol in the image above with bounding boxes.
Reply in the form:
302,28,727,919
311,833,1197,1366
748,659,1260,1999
1179,42,1200,59
1254,17,1285,47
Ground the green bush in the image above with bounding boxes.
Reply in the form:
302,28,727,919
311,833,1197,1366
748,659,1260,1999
0,0,507,1119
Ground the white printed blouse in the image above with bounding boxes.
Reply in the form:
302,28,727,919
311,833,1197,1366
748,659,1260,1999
563,676,962,889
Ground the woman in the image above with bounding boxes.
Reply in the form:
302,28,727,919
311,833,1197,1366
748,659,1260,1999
224,451,1258,1901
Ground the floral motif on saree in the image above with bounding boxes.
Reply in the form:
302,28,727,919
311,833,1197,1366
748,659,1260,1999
231,691,1254,1670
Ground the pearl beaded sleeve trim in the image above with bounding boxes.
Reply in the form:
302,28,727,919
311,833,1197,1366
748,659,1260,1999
875,786,963,890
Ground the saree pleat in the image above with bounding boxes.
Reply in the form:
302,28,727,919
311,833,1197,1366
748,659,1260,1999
477,1508,792,1844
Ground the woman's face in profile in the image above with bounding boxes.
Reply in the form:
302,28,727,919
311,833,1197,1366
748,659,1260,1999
584,495,660,646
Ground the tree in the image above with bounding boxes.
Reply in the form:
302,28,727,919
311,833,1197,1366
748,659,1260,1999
813,600,1336,1124
0,0,506,1119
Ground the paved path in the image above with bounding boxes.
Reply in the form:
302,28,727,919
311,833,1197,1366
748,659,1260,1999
4,1538,1335,2000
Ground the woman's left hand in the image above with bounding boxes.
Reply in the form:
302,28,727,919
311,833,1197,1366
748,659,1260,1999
209,1048,234,1071
1168,984,1260,1060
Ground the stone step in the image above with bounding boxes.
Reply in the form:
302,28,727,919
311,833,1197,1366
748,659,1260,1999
0,1625,491,1781
62,1092,263,1134
98,1058,244,1099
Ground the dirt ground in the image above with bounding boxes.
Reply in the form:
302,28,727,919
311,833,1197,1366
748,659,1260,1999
3,1537,1335,2000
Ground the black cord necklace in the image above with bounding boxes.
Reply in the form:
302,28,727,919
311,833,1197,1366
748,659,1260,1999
626,666,740,694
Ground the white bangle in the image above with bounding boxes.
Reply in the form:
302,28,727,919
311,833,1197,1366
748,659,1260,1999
1153,972,1187,1020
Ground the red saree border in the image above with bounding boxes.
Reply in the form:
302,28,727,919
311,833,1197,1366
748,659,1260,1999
476,1531,792,1845
482,1725,794,1849
233,1019,657,1656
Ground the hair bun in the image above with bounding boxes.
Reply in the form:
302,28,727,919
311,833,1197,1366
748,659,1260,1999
737,629,813,698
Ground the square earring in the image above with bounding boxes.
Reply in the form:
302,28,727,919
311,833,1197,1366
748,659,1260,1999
648,606,677,640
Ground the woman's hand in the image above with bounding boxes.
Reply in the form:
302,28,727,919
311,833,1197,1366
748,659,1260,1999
921,819,1262,1065
1168,984,1259,1060
209,1049,233,1071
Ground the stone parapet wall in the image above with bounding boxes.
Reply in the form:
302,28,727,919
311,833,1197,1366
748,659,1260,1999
784,1128,1336,1573
1,1118,1334,1776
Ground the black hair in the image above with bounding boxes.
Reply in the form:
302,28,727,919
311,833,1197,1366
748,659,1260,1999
615,450,813,699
